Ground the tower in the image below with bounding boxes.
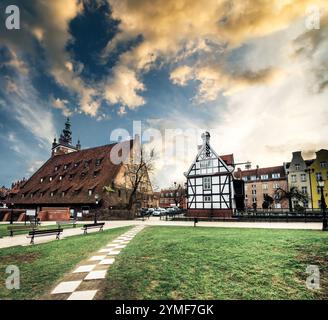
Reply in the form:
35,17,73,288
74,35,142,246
51,118,80,156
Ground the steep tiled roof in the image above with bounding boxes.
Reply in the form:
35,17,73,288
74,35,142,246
234,165,286,180
9,140,133,205
220,154,234,166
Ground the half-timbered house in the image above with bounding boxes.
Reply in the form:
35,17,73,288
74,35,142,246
184,132,235,217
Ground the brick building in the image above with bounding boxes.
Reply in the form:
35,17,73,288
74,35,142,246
234,165,288,209
7,119,154,220
159,187,187,209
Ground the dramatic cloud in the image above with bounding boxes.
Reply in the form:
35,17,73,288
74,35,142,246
51,97,72,117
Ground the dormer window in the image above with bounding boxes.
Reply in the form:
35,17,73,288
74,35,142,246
84,160,92,168
95,159,103,166
88,189,94,196
40,178,44,183
49,177,53,182
62,191,65,197
74,162,80,168
40,192,44,197
59,176,63,181
93,170,100,178
50,192,54,197
81,172,86,178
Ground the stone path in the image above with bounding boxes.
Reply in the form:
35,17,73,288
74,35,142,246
49,225,145,300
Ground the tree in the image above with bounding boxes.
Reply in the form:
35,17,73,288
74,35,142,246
262,194,274,210
124,146,155,211
274,187,308,212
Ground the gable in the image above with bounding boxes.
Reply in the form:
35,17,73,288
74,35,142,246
186,143,233,177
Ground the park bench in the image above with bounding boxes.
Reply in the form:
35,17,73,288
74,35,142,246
27,228,63,245
82,222,105,235
7,224,38,237
56,220,77,228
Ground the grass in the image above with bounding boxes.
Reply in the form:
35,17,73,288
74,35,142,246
102,226,328,300
0,226,132,300
0,223,83,238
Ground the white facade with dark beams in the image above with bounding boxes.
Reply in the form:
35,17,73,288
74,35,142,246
184,132,235,217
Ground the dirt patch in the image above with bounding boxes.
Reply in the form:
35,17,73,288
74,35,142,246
0,252,42,265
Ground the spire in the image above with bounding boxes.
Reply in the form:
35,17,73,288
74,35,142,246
76,138,81,151
59,117,72,146
201,131,210,145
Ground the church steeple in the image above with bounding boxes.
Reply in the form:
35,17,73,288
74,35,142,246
59,118,72,146
51,118,80,156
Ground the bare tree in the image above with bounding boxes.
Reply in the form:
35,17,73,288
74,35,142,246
171,182,185,207
125,146,155,211
274,187,308,212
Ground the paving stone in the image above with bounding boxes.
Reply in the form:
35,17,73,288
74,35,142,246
107,250,121,255
52,281,82,294
67,290,98,300
115,245,127,249
85,270,107,280
98,248,114,253
89,255,106,261
73,265,96,273
99,258,115,265
106,244,118,247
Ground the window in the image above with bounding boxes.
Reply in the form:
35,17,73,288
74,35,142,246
118,189,121,198
69,174,75,180
62,191,65,197
320,161,327,168
64,164,68,170
96,159,103,166
251,189,256,195
200,160,211,168
59,176,63,181
204,196,211,202
295,164,300,171
250,176,257,181
40,178,44,183
262,184,268,190
272,173,281,179
317,187,321,194
88,189,93,196
74,162,80,168
301,174,306,182
301,187,307,194
252,184,256,189
291,175,297,183
242,177,248,181
203,177,211,190
40,192,44,197
49,177,53,182
252,197,257,203
261,174,268,180
81,172,86,178
316,172,322,181
55,166,59,171
50,192,54,197
273,183,280,189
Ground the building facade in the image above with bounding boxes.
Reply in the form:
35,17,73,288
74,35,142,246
159,188,187,209
185,132,236,217
7,119,154,220
235,165,288,209
285,151,313,209
308,149,328,209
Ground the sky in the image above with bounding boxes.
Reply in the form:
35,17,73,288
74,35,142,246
0,0,327,190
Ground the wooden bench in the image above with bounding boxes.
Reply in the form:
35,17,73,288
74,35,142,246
7,224,38,237
27,228,63,245
56,220,77,228
82,223,105,235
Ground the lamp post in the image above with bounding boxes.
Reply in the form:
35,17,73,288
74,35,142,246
10,203,14,225
318,178,328,231
94,194,99,224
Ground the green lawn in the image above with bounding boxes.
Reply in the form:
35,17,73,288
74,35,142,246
102,226,328,300
0,226,132,300
0,223,83,238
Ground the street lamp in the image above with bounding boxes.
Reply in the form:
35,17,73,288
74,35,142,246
318,177,328,231
10,203,14,225
94,194,99,224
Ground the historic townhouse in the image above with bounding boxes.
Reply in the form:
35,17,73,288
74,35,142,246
285,151,313,209
7,119,154,220
235,165,288,209
308,149,328,209
184,132,238,217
